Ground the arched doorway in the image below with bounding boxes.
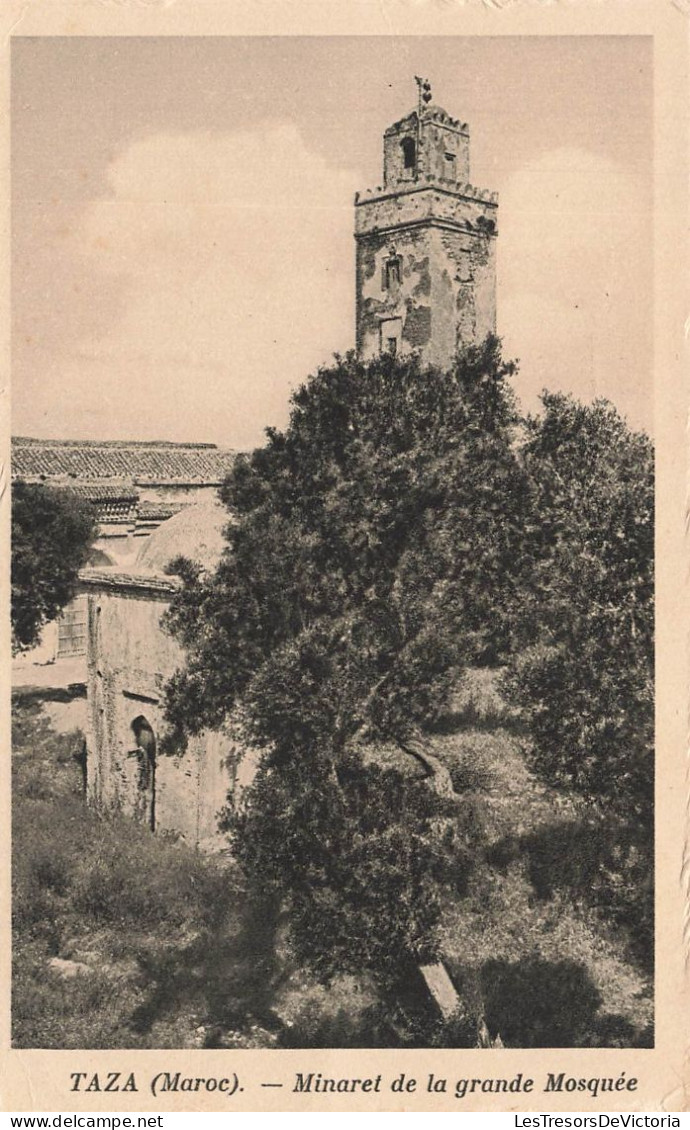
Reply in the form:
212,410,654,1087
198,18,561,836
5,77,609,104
130,715,156,831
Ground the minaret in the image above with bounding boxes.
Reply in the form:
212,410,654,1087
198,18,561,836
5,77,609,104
354,80,498,367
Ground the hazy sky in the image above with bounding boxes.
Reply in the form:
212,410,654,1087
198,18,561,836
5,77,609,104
12,36,653,448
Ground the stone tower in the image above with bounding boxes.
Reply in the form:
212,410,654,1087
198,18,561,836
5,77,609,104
355,81,498,367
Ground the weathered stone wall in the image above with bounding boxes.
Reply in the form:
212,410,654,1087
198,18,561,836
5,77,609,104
383,110,470,189
135,483,222,507
92,529,134,566
355,183,497,235
355,187,497,366
84,581,241,850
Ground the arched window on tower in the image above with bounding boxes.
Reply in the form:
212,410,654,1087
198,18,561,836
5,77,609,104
401,136,416,174
384,252,402,291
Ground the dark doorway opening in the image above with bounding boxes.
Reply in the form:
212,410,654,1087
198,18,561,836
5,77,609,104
131,715,157,831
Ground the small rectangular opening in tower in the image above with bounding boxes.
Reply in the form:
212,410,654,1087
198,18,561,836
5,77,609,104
379,316,402,357
444,152,457,180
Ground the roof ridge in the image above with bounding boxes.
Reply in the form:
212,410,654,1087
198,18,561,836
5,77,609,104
12,436,222,450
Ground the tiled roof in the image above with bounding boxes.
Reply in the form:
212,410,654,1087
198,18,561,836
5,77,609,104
62,480,138,503
12,437,236,485
136,501,185,523
50,480,138,524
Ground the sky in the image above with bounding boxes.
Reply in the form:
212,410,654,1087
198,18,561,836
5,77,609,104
11,36,653,449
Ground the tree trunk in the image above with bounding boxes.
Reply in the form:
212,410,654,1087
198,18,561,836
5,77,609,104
396,737,455,798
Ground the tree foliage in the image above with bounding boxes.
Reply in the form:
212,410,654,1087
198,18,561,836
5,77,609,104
503,393,654,826
11,481,97,652
503,393,654,962
164,344,654,980
164,337,523,976
165,337,525,745
224,753,472,982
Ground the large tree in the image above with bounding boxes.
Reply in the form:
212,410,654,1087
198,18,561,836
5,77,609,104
503,393,654,962
164,337,526,980
11,481,97,652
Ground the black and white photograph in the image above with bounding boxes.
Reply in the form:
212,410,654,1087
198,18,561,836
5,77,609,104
3,5,687,1113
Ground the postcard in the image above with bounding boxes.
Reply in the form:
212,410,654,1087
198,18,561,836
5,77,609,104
2,0,687,1114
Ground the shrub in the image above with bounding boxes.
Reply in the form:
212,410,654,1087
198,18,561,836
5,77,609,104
520,817,653,968
448,760,491,795
481,957,602,1047
71,827,235,930
12,951,144,1049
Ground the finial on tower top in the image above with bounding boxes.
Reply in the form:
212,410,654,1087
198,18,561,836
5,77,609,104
414,76,432,114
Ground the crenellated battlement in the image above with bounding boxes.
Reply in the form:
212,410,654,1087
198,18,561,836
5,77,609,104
355,179,499,207
384,106,469,135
